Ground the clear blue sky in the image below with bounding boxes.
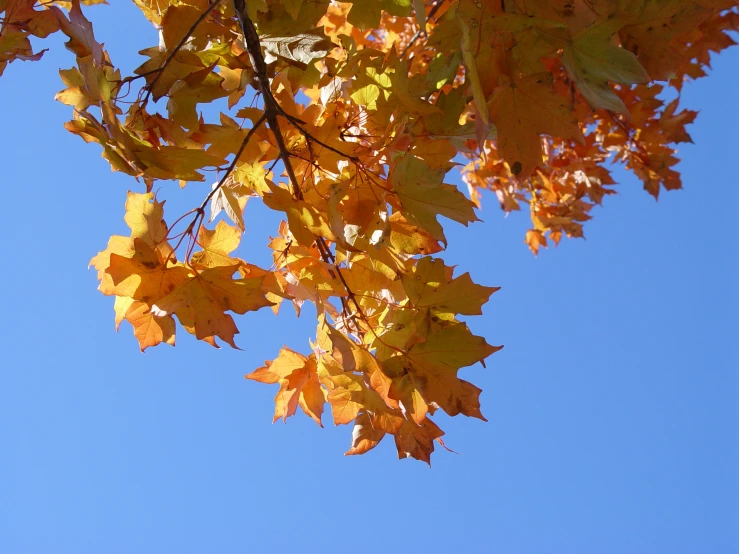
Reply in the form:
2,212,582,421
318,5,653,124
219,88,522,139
1,4,737,553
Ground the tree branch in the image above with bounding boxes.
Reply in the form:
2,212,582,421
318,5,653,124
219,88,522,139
233,1,357,164
233,0,369,334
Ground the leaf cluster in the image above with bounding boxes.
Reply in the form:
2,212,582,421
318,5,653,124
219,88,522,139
1,0,736,461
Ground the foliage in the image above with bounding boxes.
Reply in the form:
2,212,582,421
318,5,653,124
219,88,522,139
1,0,736,463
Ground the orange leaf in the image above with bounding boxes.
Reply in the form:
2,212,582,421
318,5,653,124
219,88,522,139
151,266,272,348
247,348,325,426
489,73,584,179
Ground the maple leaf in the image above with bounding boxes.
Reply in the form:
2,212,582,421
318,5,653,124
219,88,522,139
246,348,325,426
489,73,584,179
394,416,445,465
104,240,187,303
562,17,651,114
263,181,337,246
191,220,242,268
208,183,248,232
402,257,500,318
391,154,479,245
159,4,221,52
344,0,412,30
387,212,444,257
123,191,169,248
119,300,176,352
151,265,273,348
53,0,103,64
384,323,501,422
345,411,387,456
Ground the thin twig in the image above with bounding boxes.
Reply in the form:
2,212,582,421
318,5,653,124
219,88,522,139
198,113,267,211
276,109,360,163
188,113,268,245
607,112,648,156
162,114,267,267
141,0,223,106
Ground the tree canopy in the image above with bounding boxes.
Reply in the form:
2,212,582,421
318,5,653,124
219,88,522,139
2,0,736,463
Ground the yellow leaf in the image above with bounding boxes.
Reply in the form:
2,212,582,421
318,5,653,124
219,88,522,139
192,220,242,268
391,154,479,244
402,257,499,317
263,181,336,246
123,191,168,248
123,300,176,352
247,348,325,426
151,266,272,348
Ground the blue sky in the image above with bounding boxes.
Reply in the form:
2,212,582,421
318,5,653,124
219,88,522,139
1,4,737,553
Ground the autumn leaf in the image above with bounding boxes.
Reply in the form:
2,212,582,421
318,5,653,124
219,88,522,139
246,348,325,426
345,411,387,456
120,300,176,352
191,220,242,268
263,181,336,246
384,323,500,421
151,265,273,348
105,240,187,303
122,191,169,248
391,154,479,244
53,0,103,64
394,416,445,465
344,0,413,30
208,183,247,231
402,257,499,318
563,17,651,113
261,31,335,69
489,73,584,179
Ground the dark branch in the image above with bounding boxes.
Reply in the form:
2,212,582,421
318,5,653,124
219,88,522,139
233,0,368,333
